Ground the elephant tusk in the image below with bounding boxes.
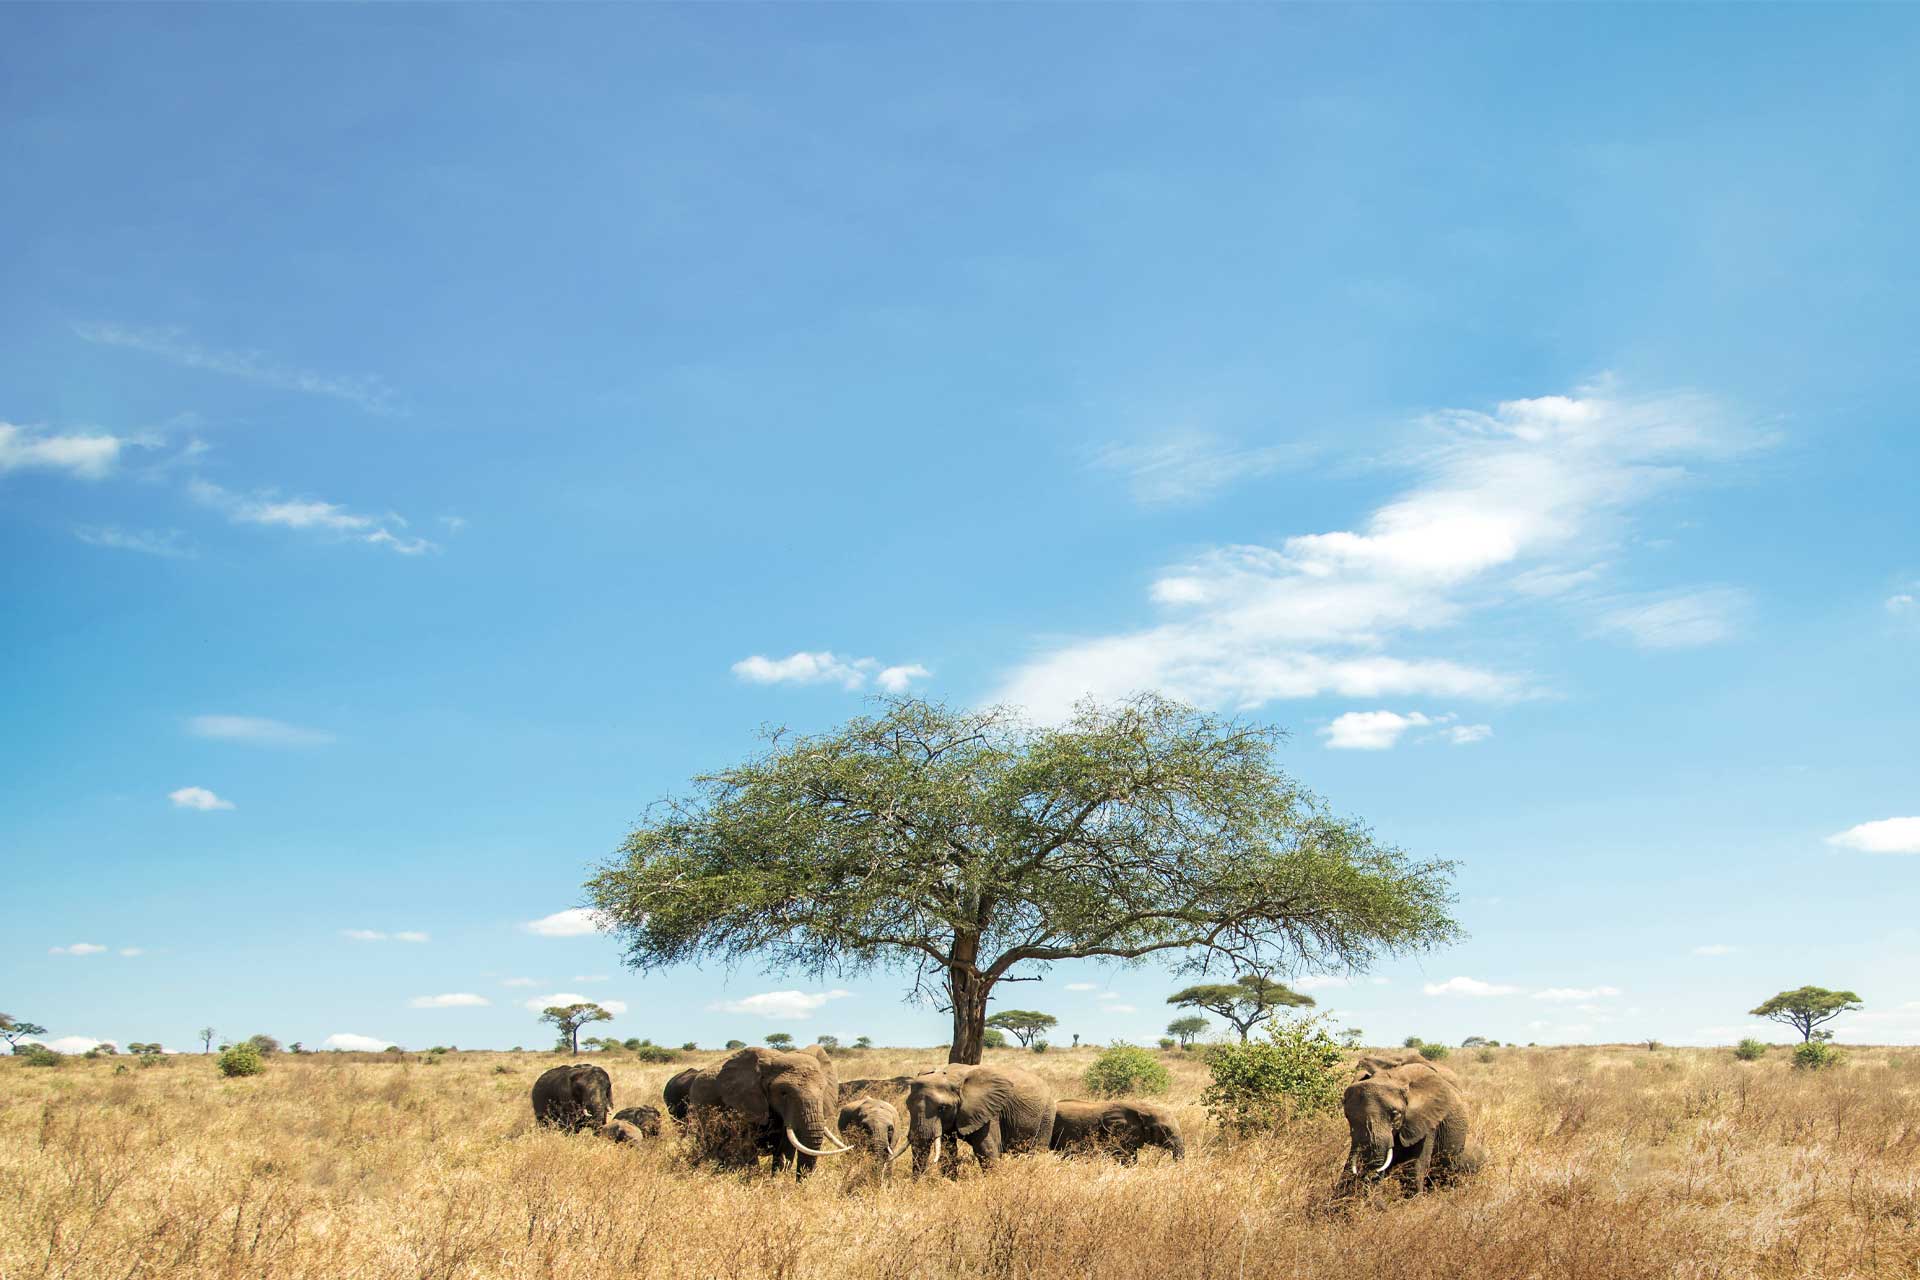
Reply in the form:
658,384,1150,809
1377,1145,1394,1175
1349,1152,1361,1177
929,1134,941,1166
785,1125,850,1158
887,1132,909,1161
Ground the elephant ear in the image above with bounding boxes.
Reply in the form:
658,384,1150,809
716,1049,772,1125
955,1067,1014,1136
801,1042,839,1091
1395,1066,1454,1145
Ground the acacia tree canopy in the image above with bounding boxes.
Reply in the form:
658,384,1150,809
1749,986,1862,1042
1167,973,1315,1041
587,695,1459,1064
540,1002,612,1054
986,1009,1058,1047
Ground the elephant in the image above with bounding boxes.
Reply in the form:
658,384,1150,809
1049,1099,1186,1163
530,1063,613,1132
838,1098,907,1176
600,1118,647,1143
905,1063,1056,1178
613,1105,664,1137
1340,1061,1472,1194
663,1067,699,1121
1354,1051,1460,1086
683,1044,853,1179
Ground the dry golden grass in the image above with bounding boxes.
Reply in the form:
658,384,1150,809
4,1043,1917,1279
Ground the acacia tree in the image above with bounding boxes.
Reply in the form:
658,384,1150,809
986,1009,1058,1048
1167,1015,1209,1047
1167,973,1315,1042
540,1002,612,1054
198,1027,216,1054
1,1015,48,1053
588,696,1458,1064
1749,986,1863,1042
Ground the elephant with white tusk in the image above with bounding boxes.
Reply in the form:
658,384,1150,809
681,1044,853,1179
905,1063,1056,1178
1339,1062,1472,1195
837,1097,907,1178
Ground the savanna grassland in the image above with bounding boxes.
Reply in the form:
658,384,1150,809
3,1044,1917,1280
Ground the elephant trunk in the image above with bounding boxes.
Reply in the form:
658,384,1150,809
785,1099,850,1157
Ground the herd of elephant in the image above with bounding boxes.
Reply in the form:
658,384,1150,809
530,1043,1474,1195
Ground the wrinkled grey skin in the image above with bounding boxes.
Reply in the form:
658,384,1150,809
600,1118,646,1143
662,1067,699,1121
838,1098,904,1177
1340,1063,1471,1195
613,1105,663,1137
906,1063,1056,1178
683,1045,846,1180
1353,1051,1459,1086
1049,1099,1186,1163
531,1063,613,1133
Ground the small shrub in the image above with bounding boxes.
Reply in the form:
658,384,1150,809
114,1062,129,1075
493,1064,514,1074
1793,1040,1842,1071
1084,1044,1172,1097
137,1053,162,1069
1733,1038,1768,1062
724,1039,746,1050
1418,1043,1451,1061
1031,1041,1049,1054
1157,1037,1177,1050
634,1044,679,1064
681,1041,698,1052
217,1043,265,1077
1201,1013,1346,1137
22,1046,62,1068
1403,1036,1424,1048
982,1028,1009,1049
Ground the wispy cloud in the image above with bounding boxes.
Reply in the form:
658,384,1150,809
524,992,629,1016
189,479,434,555
731,651,930,693
1064,982,1099,992
522,908,606,938
1532,986,1622,1002
324,1033,393,1052
995,387,1763,720
1092,431,1310,505
1825,817,1920,855
50,943,107,956
1423,976,1520,997
410,993,489,1009
341,929,429,943
168,786,234,812
74,526,192,558
1321,710,1492,750
707,989,851,1020
0,421,135,479
75,323,400,415
188,715,334,748
1593,587,1750,650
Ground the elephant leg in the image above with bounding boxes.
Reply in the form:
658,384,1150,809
968,1120,1003,1171
793,1151,817,1180
940,1131,964,1180
1411,1133,1435,1192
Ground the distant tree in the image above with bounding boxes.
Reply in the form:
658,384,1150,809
982,1028,1009,1048
289,1042,304,1054
1168,975,1314,1043
765,1032,794,1049
1337,1027,1364,1049
198,1027,217,1054
1749,986,1862,1043
246,1034,281,1056
815,1033,839,1049
855,1035,873,1049
681,1041,698,1051
1,1015,48,1053
1403,1036,1424,1048
539,1003,613,1054
1461,1035,1492,1049
724,1039,746,1050
588,696,1458,1064
986,1010,1058,1049
1167,1015,1209,1047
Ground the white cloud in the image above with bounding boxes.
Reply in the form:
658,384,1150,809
1064,982,1098,992
707,989,851,1020
1423,976,1520,997
168,786,234,812
49,943,107,956
572,974,610,983
501,977,539,988
1105,1003,1138,1014
1532,986,1622,1002
1092,431,1310,505
1594,587,1750,649
119,947,144,957
1322,710,1434,750
188,715,334,747
342,929,387,941
0,422,130,479
1825,817,1920,855
323,1033,394,1052
1096,991,1124,1002
1888,593,1916,614
876,664,932,694
524,993,630,1016
74,323,399,414
393,931,429,943
1293,974,1352,991
409,993,489,1008
523,908,607,938
1693,944,1737,957
1447,723,1493,745
75,526,191,557
993,388,1761,720
22,1036,117,1054
190,480,435,555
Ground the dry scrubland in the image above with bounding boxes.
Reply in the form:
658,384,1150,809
4,1044,1918,1279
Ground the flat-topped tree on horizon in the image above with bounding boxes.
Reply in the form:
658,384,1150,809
1167,973,1315,1042
589,695,1458,1064
1749,986,1863,1042
539,1002,612,1054
986,1009,1057,1048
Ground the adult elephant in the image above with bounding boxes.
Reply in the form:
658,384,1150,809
662,1067,699,1121
1050,1099,1185,1163
906,1063,1056,1177
530,1063,612,1132
684,1044,853,1179
1340,1061,1471,1194
1354,1051,1460,1086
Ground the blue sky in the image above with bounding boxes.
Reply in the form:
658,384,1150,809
3,5,1916,1055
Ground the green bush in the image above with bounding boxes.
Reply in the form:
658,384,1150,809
1083,1044,1172,1097
216,1042,265,1077
1418,1042,1450,1061
1733,1038,1768,1062
1792,1040,1841,1071
1201,1013,1346,1137
1157,1037,1177,1050
982,1028,1009,1049
633,1043,679,1064
724,1039,746,1050
681,1042,698,1052
1031,1041,1049,1054
1403,1036,1424,1048
23,1046,62,1068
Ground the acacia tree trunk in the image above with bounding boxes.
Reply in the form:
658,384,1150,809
947,933,989,1064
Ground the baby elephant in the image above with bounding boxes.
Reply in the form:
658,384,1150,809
837,1098,907,1175
600,1119,646,1144
612,1105,664,1137
1050,1099,1185,1163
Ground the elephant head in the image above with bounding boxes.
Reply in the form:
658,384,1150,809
712,1044,852,1162
905,1064,1014,1174
1137,1104,1186,1161
1341,1064,1454,1178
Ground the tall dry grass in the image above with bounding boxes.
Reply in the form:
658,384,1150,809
3,1043,1917,1279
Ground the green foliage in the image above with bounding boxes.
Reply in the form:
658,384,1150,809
764,1033,794,1049
1733,1038,1768,1061
724,1039,746,1050
1,1015,49,1052
217,1042,265,1077
1083,1044,1171,1097
854,1036,872,1049
1403,1036,1424,1048
245,1034,281,1056
981,1028,1009,1049
1168,975,1315,1042
1031,1041,1049,1054
137,1053,163,1068
538,1002,613,1053
1792,1040,1842,1071
1337,1027,1364,1049
1418,1042,1450,1061
1749,986,1863,1042
633,1043,679,1063
1157,1036,1177,1049
588,694,1461,1065
1200,1013,1347,1137
22,1045,62,1068
986,1010,1058,1048
1461,1035,1493,1049
681,1041,698,1051
814,1034,839,1049
1167,1014,1209,1047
